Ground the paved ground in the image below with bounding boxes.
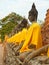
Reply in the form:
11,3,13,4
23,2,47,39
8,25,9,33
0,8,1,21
0,44,4,65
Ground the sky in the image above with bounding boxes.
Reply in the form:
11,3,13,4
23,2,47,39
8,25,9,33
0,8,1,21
0,0,49,21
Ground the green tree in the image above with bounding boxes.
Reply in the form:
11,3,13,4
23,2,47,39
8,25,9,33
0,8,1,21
0,12,23,41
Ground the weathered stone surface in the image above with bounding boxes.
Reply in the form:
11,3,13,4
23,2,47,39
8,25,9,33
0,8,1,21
4,43,49,65
0,44,5,65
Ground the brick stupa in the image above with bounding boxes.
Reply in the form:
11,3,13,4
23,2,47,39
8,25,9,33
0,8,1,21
42,9,49,45
45,9,49,25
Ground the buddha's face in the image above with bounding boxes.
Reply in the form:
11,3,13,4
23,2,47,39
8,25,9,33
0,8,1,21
28,15,36,22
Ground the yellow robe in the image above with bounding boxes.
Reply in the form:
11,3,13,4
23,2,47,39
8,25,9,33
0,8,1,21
7,22,42,52
20,22,42,52
47,48,49,57
7,28,27,44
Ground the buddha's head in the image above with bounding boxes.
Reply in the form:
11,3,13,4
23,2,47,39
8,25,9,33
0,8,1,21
21,18,28,28
28,3,38,22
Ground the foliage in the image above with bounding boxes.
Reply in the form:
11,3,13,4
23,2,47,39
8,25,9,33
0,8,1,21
1,12,23,22
0,12,23,41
